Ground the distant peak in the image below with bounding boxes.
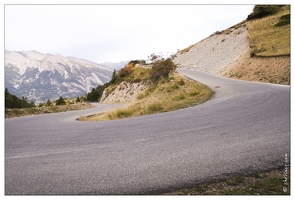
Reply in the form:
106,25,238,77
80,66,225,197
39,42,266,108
54,53,63,57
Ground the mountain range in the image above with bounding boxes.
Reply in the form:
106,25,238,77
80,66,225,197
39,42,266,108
5,50,113,103
100,61,129,70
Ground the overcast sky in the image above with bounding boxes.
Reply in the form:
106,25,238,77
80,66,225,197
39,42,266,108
5,4,254,63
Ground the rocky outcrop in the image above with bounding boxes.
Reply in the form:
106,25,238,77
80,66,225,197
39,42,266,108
100,81,148,103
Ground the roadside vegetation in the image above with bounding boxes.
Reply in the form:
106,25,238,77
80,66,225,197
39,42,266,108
5,88,36,109
5,90,93,118
166,169,290,195
247,5,290,57
223,5,290,85
80,55,213,121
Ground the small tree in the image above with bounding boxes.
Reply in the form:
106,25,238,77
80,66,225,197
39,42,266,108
148,53,160,63
149,57,177,81
46,99,52,106
56,96,66,106
76,97,81,103
110,70,118,84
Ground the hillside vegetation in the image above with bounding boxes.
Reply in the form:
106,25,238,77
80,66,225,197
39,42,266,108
5,88,94,118
174,5,290,85
80,59,213,121
223,5,290,85
247,5,290,57
5,102,94,118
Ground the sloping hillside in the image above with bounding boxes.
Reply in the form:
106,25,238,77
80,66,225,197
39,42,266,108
222,49,290,85
173,5,290,85
223,5,290,85
173,21,249,75
81,61,213,121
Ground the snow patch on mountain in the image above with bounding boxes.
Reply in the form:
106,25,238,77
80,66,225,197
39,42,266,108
5,50,113,103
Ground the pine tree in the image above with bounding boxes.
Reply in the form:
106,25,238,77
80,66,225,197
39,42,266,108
46,99,52,106
56,96,66,106
5,88,35,108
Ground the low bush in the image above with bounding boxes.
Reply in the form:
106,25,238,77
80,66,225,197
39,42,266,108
247,5,281,20
149,58,177,81
118,63,133,78
275,14,290,26
56,96,66,106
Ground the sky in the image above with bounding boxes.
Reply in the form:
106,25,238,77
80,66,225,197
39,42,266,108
5,4,255,63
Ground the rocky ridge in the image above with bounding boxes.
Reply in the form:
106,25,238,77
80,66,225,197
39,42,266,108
5,50,113,102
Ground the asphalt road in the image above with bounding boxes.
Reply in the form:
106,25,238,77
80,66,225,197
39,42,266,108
5,69,290,195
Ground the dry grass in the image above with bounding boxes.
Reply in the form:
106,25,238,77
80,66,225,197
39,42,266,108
82,72,213,121
223,53,290,85
222,5,290,85
166,169,290,195
247,5,290,57
178,44,196,55
119,65,152,83
5,102,95,118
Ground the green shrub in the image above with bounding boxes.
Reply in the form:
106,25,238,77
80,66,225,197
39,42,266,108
149,58,177,81
247,5,281,20
45,99,52,106
5,88,36,109
56,96,66,106
118,64,133,77
275,14,290,26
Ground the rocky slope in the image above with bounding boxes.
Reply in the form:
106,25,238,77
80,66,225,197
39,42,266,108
5,50,113,102
173,19,290,85
173,21,249,75
100,81,148,103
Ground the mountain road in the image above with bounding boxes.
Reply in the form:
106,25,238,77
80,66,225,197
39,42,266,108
5,69,290,194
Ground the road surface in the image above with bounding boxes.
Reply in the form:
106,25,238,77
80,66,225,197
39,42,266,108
5,69,290,194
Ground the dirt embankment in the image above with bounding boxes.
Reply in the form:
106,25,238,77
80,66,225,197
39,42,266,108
222,49,290,85
173,21,290,85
